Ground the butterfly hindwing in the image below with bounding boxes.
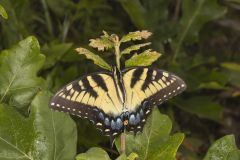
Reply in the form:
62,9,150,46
122,67,186,133
50,72,124,137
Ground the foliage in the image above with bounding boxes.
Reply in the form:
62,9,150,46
0,0,240,159
125,49,161,67
0,37,45,111
116,108,184,160
204,135,240,160
76,47,111,70
0,4,8,19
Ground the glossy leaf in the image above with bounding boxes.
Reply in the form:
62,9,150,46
204,135,240,160
31,91,77,159
149,133,184,160
121,42,151,55
75,48,111,70
0,91,77,160
125,49,161,67
0,4,8,19
120,30,152,43
0,104,34,160
76,147,111,160
0,36,46,109
116,108,184,160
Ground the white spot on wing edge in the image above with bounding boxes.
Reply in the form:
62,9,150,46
105,129,110,132
146,110,150,114
96,123,102,126
51,102,55,105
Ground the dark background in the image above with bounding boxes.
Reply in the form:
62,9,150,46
0,0,239,159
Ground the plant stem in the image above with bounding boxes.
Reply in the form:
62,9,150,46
114,36,121,70
120,132,126,154
41,0,53,37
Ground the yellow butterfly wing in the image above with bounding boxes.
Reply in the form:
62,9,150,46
50,72,124,137
122,67,186,132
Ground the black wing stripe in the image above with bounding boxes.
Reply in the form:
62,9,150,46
92,74,108,92
130,68,144,88
154,71,163,81
82,77,98,98
141,69,153,91
72,81,82,91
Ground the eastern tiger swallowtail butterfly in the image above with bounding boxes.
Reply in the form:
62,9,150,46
50,66,186,140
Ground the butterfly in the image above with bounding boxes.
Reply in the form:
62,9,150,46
50,66,186,140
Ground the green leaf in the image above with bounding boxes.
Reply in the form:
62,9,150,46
173,0,227,60
121,42,151,55
127,153,139,160
0,104,34,160
76,147,111,160
120,30,152,43
42,42,73,69
125,49,161,67
116,153,138,160
0,36,46,110
89,31,114,51
174,96,223,122
221,62,240,72
204,135,240,160
0,4,8,19
76,48,111,70
118,0,146,29
116,108,184,160
0,91,77,160
150,133,184,160
198,82,227,90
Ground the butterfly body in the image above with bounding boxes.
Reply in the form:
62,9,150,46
50,67,186,139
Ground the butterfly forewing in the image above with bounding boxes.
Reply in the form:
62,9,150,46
122,67,186,133
50,72,124,137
